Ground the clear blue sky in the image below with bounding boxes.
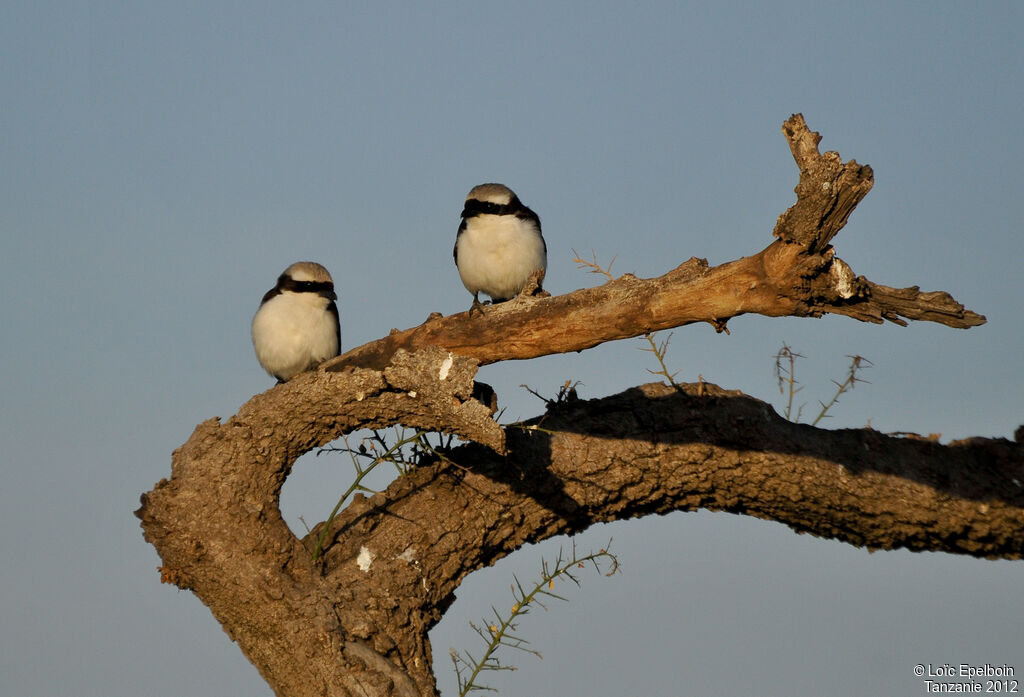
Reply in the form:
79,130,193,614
2,2,1021,695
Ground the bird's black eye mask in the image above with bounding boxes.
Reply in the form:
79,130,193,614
461,197,523,218
278,276,337,300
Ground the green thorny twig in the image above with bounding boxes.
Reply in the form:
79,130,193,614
450,542,620,696
774,343,872,426
309,427,454,562
572,249,685,392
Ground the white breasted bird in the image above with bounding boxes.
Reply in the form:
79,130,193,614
251,261,340,382
453,183,547,313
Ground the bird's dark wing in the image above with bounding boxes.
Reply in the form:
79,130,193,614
453,217,467,265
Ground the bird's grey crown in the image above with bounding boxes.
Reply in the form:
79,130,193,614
261,261,337,306
460,183,539,226
283,261,333,284
465,183,515,206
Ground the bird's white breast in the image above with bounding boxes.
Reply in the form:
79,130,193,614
251,292,339,381
456,215,546,301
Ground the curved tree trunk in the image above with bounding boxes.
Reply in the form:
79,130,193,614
137,115,1015,697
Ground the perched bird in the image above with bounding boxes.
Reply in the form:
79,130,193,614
251,261,340,382
454,183,547,313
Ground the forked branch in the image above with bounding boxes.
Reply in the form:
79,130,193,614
137,115,1006,697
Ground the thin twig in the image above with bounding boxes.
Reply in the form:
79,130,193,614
451,541,619,696
571,248,617,281
639,331,684,392
774,343,804,422
313,428,441,561
811,355,872,427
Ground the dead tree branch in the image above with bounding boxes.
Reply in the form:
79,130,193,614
326,114,982,372
138,115,1008,697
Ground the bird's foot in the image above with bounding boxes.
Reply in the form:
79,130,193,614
468,296,490,316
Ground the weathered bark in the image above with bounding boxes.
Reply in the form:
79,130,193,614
325,115,982,372
137,115,1014,697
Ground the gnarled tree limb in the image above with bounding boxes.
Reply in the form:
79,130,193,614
138,115,1010,697
326,114,982,372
